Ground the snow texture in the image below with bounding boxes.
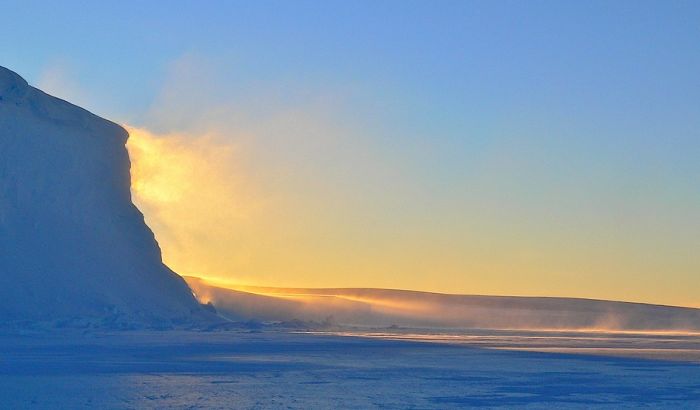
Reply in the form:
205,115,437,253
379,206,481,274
1,329,699,409
0,66,210,328
186,278,700,332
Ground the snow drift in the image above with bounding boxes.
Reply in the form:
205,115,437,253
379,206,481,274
186,277,700,332
0,66,211,328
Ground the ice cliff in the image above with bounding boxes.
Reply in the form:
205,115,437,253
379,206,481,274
0,66,210,328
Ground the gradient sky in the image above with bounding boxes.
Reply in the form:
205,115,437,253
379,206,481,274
2,1,699,306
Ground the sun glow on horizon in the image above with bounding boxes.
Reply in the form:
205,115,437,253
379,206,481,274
185,276,700,334
124,124,700,309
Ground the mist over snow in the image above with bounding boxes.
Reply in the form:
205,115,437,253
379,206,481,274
0,66,215,328
187,277,700,332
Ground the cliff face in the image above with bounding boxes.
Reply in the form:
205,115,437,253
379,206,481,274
0,66,206,327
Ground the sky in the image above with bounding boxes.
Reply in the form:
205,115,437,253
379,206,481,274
2,1,699,307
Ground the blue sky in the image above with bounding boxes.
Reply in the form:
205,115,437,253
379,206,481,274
2,1,699,305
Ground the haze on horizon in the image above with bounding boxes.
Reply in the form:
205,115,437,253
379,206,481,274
2,1,698,308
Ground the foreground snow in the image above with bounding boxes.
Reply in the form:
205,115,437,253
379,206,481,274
1,328,699,409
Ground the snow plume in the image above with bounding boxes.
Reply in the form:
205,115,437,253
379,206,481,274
126,126,259,280
122,53,375,288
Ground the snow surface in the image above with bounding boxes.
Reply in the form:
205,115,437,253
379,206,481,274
0,66,211,327
186,278,700,332
1,328,699,409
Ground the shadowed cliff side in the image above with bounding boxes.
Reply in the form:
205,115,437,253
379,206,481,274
0,66,215,328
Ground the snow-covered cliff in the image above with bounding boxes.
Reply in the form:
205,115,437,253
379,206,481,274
0,66,209,328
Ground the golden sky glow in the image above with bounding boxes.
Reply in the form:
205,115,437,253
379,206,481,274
126,125,700,309
127,126,261,280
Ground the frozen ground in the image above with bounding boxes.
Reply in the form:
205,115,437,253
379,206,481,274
1,328,699,409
